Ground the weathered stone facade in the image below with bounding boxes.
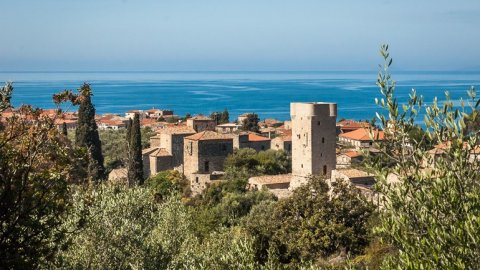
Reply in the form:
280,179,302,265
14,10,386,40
187,115,216,132
232,133,271,152
184,131,233,194
290,102,337,189
143,127,196,178
270,131,292,153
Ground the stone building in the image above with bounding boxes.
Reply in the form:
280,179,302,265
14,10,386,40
215,123,242,133
125,110,145,119
336,151,363,168
232,132,271,152
183,131,234,194
186,115,216,132
338,128,385,149
336,119,370,134
290,102,337,189
271,130,292,153
143,126,196,178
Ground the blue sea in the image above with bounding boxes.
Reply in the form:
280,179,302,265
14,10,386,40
1,71,479,123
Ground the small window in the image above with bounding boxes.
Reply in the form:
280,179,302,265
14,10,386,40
195,177,199,183
317,121,321,125
369,142,373,146
322,137,325,143
301,164,303,168
261,145,265,150
204,161,209,172
321,153,323,157
297,134,301,139
189,142,193,155
323,165,327,175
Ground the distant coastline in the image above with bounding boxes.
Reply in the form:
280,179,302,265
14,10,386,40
1,71,478,122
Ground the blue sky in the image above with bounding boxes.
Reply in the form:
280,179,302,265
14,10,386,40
1,0,479,71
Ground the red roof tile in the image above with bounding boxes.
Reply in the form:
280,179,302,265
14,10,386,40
339,128,385,141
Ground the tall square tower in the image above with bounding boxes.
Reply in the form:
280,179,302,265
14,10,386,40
290,102,337,189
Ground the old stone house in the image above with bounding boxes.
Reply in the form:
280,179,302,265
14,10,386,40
338,128,385,149
232,132,271,152
187,115,216,132
271,130,292,153
143,126,196,178
336,151,363,168
183,131,234,194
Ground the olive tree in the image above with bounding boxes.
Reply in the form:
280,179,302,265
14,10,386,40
369,45,480,269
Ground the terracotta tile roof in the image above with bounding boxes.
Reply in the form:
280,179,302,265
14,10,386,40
190,114,212,121
146,108,161,113
54,119,77,125
142,147,159,155
344,151,363,158
248,132,271,142
248,174,292,185
160,126,196,135
278,129,292,141
185,131,233,141
337,120,370,130
150,148,172,157
339,128,385,141
140,118,158,126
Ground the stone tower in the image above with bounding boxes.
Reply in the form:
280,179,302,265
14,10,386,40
290,102,337,189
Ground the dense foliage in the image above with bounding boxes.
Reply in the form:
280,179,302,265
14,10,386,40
98,126,155,173
242,176,374,266
242,113,260,132
224,148,291,181
0,83,83,268
210,108,230,124
368,45,480,269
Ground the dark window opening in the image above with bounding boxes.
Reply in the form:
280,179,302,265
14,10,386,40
323,165,327,175
317,121,321,125
204,161,209,172
301,164,303,168
195,177,199,183
261,145,265,150
322,137,325,143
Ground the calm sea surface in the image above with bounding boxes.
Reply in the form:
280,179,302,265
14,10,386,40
1,71,479,122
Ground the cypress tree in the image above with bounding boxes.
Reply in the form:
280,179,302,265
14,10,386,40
127,113,143,185
126,118,133,144
220,108,229,124
62,122,68,136
242,113,260,133
75,83,105,181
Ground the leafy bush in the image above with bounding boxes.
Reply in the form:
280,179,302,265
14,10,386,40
224,148,291,181
242,176,374,266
